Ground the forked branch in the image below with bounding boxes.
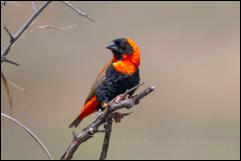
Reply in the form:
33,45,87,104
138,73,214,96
61,84,156,160
1,1,94,65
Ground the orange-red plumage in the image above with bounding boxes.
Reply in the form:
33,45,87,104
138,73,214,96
78,94,99,120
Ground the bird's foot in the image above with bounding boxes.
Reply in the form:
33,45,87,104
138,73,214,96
101,102,108,109
111,94,129,104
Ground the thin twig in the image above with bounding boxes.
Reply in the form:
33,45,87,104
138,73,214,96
31,1,36,12
1,113,54,160
1,1,52,64
29,24,77,33
1,1,94,65
4,26,14,42
60,1,95,22
61,85,156,160
7,80,25,92
3,58,19,66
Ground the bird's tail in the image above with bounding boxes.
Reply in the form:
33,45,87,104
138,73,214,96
69,115,81,128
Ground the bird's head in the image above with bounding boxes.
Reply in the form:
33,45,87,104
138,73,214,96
106,38,140,67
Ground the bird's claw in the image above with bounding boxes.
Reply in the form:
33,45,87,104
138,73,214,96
111,94,129,103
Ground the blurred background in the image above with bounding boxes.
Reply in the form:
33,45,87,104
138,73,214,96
1,1,240,160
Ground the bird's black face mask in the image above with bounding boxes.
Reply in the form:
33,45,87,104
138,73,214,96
112,50,122,60
106,38,133,60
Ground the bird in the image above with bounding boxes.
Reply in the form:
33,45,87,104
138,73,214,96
69,38,140,128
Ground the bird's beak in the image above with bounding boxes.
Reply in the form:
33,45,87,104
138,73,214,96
106,42,118,51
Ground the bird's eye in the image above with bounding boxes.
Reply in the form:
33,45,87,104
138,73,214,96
120,41,127,50
120,42,124,48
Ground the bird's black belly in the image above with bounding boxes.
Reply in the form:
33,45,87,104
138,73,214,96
95,64,140,110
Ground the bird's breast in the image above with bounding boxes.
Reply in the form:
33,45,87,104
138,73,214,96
112,61,137,74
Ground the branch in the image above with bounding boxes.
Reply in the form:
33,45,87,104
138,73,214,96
1,1,94,65
1,113,54,160
99,117,113,160
1,1,52,64
61,85,156,160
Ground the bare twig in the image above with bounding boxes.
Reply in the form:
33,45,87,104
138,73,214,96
3,58,19,66
31,1,36,12
1,1,94,65
1,1,52,64
4,26,14,42
60,1,95,22
99,118,113,160
29,24,77,33
7,80,25,92
1,113,54,160
61,85,156,160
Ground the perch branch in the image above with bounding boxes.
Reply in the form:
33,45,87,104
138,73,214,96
61,85,156,160
1,113,54,160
